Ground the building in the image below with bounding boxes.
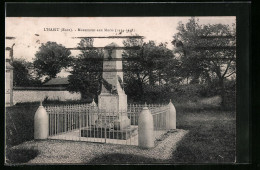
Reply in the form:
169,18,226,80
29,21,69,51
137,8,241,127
43,77,69,88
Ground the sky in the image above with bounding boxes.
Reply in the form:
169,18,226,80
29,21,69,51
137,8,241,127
6,17,236,64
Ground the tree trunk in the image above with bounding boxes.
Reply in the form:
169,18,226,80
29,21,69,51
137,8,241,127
137,73,144,102
158,71,161,85
219,78,226,109
148,70,154,85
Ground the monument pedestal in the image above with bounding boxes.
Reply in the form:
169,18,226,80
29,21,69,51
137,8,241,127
113,115,131,130
83,42,133,139
98,93,130,130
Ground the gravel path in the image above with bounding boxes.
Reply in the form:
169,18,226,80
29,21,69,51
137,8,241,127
9,129,188,164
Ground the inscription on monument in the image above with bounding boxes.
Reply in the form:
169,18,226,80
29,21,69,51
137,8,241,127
103,72,116,84
103,62,115,69
99,96,118,111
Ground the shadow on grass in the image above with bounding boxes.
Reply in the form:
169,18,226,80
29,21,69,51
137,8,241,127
86,153,166,164
5,148,39,164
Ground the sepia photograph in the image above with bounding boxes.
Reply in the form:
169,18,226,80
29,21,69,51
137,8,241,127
5,16,237,165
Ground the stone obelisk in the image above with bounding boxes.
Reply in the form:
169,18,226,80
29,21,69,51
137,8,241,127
98,42,130,130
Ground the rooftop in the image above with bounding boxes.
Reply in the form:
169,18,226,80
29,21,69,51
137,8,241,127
44,77,69,86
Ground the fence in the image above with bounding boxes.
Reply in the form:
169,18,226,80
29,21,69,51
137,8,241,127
45,104,139,145
151,105,169,130
45,103,95,137
44,103,171,146
127,104,164,125
150,105,170,141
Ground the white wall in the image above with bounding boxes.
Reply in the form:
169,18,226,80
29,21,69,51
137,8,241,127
13,90,81,104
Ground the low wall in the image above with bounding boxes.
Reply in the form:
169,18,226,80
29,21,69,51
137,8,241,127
13,87,81,104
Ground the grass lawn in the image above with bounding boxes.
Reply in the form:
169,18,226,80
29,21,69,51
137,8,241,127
171,106,236,163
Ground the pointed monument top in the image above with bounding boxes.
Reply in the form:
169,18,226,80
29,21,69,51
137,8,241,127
105,42,120,47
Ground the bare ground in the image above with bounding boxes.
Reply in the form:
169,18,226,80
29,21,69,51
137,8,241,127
6,129,188,165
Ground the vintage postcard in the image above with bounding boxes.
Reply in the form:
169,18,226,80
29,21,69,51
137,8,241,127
5,16,237,165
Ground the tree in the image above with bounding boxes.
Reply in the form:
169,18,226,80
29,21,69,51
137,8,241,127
172,17,236,107
67,38,103,101
33,41,72,79
12,59,42,87
123,38,177,102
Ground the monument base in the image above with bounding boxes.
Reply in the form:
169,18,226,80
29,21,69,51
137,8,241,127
81,126,138,140
113,115,131,130
95,114,131,130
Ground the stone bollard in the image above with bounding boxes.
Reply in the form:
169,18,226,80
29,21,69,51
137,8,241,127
138,104,154,148
34,101,49,139
90,99,98,126
166,99,176,129
91,98,97,107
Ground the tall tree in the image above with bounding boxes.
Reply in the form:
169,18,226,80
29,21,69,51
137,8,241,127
172,17,236,107
33,41,72,79
123,38,177,102
12,59,42,87
67,38,103,100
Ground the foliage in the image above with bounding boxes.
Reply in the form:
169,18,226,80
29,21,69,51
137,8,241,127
139,83,209,104
33,41,72,79
5,105,38,147
172,17,236,108
123,38,179,102
12,59,42,87
67,38,103,100
6,148,39,164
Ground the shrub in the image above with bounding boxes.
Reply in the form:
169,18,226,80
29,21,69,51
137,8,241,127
6,148,39,164
5,105,38,147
